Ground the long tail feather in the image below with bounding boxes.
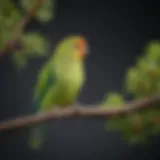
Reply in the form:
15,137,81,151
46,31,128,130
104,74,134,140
28,99,46,150
28,124,46,150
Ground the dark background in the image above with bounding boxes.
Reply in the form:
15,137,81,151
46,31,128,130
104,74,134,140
0,0,160,160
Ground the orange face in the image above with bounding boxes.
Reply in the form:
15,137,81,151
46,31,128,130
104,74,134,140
75,38,88,58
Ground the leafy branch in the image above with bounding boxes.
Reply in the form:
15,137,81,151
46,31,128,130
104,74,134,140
0,0,46,57
0,94,159,133
0,0,55,69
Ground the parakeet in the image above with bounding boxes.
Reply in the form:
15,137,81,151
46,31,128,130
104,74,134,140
28,35,89,149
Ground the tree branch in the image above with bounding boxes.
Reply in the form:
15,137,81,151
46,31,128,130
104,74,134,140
0,95,159,133
0,0,46,57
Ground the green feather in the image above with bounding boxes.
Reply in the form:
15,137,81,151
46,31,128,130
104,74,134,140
28,35,87,149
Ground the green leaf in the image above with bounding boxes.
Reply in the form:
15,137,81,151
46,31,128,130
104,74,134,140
125,67,139,94
36,2,54,22
101,92,125,108
20,0,56,23
20,32,48,56
145,40,160,62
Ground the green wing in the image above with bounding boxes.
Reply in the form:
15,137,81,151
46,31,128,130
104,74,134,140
33,61,56,112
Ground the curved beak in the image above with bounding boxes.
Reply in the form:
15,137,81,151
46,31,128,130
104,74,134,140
76,38,89,60
80,45,89,58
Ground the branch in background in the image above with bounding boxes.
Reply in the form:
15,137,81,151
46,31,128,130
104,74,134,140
0,95,159,133
0,0,46,57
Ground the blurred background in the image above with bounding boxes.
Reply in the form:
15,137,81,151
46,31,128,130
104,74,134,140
0,0,159,160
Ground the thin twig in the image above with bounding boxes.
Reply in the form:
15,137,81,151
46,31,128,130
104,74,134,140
0,95,159,133
0,0,46,57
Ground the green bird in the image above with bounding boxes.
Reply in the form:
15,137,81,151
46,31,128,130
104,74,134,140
28,35,89,149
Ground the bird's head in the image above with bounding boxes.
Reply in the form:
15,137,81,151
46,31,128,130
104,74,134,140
54,35,89,63
73,36,89,61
